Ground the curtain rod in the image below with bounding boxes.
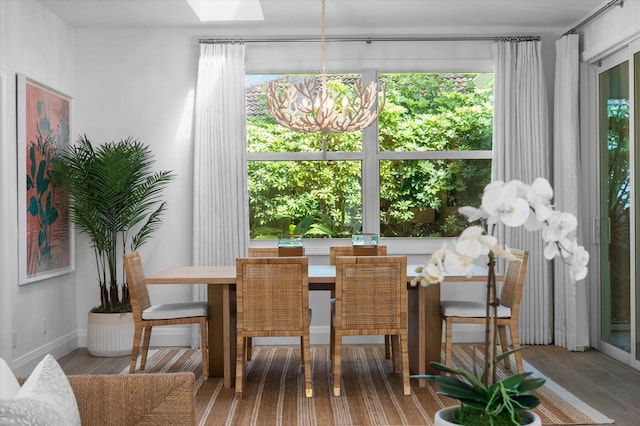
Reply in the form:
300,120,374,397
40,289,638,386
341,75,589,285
563,0,623,36
198,35,540,44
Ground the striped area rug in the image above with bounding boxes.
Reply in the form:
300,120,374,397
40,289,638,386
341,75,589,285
140,345,614,425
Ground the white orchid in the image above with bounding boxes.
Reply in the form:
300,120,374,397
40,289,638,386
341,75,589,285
412,177,589,287
569,242,590,281
458,206,487,222
443,249,475,277
455,226,495,258
481,180,530,227
542,211,577,242
527,177,554,222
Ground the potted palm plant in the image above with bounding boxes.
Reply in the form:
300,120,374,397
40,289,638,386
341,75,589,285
411,177,589,425
53,135,174,356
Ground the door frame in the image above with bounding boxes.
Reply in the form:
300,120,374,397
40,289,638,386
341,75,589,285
588,43,639,369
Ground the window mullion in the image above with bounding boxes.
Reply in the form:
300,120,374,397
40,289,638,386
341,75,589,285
362,69,381,235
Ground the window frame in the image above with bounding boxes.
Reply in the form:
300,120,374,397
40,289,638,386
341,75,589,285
245,42,494,255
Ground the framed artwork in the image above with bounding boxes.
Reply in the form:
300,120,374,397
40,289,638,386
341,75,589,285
17,74,74,284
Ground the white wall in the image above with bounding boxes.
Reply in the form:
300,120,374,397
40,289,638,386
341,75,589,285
0,0,77,376
1,0,580,374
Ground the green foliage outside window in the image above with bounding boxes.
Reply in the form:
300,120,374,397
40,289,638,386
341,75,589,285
247,73,493,239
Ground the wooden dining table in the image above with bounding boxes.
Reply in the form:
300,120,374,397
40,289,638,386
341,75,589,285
146,263,490,389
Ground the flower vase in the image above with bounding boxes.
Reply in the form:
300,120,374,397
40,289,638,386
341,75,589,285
434,406,542,426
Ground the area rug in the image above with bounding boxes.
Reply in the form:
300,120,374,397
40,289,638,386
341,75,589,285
138,345,614,425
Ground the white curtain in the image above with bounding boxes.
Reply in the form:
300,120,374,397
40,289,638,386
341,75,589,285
192,42,249,299
491,40,553,344
553,34,589,351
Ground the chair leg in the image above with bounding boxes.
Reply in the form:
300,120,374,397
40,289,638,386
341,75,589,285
391,335,400,373
444,319,453,370
302,334,313,397
235,330,245,398
130,324,144,374
200,318,209,380
329,311,335,365
246,337,252,361
332,332,342,397
400,332,411,396
384,335,392,359
509,323,524,373
498,324,511,370
140,326,153,371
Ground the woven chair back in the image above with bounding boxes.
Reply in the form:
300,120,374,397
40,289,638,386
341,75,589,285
248,247,305,257
236,257,309,335
499,249,528,316
329,245,387,265
334,256,407,332
123,252,152,322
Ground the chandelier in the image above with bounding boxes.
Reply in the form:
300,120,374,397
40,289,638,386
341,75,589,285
266,0,386,154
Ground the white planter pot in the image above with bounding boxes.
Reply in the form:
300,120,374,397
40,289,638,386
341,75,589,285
435,406,542,426
87,312,134,357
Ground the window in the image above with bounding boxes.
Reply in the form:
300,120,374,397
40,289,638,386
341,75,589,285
246,72,493,240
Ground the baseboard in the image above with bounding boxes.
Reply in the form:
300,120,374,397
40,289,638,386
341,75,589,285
12,331,78,378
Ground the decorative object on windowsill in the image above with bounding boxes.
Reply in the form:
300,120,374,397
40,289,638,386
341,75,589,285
411,177,589,426
278,233,304,256
351,233,378,247
265,0,386,157
52,135,174,356
352,233,379,255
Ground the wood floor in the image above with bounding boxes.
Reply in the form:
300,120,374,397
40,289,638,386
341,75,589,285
57,344,640,425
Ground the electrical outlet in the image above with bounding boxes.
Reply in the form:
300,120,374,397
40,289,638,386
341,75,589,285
11,331,17,348
42,318,47,335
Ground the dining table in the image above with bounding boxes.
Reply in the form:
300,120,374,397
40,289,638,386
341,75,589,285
146,262,491,389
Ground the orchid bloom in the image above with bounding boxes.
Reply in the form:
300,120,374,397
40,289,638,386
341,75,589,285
481,181,530,227
569,242,590,281
443,249,475,277
458,206,487,222
527,177,554,222
413,178,589,287
455,226,496,258
542,211,577,242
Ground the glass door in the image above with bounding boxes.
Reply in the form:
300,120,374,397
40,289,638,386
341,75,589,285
598,57,631,357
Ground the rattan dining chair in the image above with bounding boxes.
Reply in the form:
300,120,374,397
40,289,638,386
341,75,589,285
329,245,394,359
123,252,209,379
331,255,410,396
235,256,313,398
440,249,529,373
246,247,307,361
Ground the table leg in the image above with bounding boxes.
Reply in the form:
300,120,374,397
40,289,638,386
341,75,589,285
207,284,236,388
418,283,442,387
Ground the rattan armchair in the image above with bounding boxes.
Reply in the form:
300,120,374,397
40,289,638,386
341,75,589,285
18,372,196,426
235,256,313,398
123,252,209,379
440,249,529,373
331,255,410,396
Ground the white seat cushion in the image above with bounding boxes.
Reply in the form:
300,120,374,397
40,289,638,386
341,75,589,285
142,301,207,320
441,300,511,318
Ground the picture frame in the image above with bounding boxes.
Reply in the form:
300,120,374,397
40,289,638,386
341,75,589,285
17,74,74,284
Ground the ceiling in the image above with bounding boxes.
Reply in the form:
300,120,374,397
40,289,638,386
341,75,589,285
36,0,608,38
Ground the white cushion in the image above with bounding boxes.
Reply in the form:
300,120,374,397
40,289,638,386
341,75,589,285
0,358,20,399
441,300,511,318
142,301,207,320
0,354,81,426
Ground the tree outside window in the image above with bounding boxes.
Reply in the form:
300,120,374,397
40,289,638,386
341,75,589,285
246,72,493,239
